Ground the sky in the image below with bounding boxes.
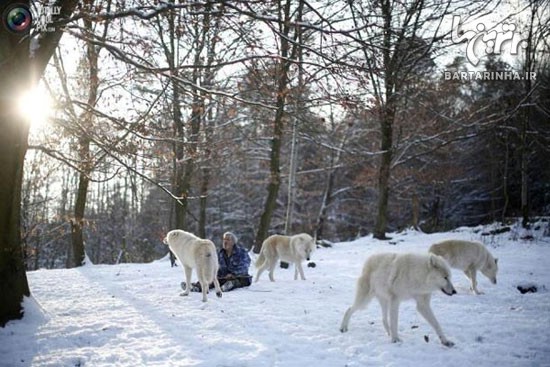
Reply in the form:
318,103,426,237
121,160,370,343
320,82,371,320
1,220,549,366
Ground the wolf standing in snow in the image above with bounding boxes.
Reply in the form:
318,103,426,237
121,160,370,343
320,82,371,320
340,253,456,347
255,233,315,282
164,230,222,302
429,240,498,295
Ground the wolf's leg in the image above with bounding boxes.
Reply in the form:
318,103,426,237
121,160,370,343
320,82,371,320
295,261,306,280
254,268,262,282
268,259,277,282
199,279,209,302
340,279,373,333
255,266,265,283
212,276,223,298
255,259,270,282
465,267,482,295
340,306,356,333
415,295,454,347
389,297,401,343
181,265,193,296
379,298,390,335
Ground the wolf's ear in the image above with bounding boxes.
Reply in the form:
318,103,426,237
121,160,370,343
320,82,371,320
429,254,437,267
429,253,445,270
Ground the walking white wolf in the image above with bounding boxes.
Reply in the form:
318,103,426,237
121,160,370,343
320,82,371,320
255,233,315,282
429,239,498,295
340,252,456,347
164,230,222,302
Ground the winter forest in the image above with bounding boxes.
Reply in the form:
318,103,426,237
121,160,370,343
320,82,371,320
0,0,549,325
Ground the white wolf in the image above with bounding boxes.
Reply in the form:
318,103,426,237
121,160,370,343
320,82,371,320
164,229,222,302
255,233,315,282
340,252,456,347
429,239,498,295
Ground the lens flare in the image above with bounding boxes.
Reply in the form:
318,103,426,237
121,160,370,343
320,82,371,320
3,4,32,33
18,88,52,131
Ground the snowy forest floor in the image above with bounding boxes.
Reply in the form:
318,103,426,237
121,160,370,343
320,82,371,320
2,222,550,366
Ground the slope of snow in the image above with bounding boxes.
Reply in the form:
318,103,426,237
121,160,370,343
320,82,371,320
1,224,549,366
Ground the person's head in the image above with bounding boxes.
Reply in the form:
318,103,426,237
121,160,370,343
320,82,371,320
222,232,238,251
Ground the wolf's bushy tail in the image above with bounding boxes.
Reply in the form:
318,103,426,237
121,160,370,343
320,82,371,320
197,240,217,283
255,251,266,268
353,273,372,309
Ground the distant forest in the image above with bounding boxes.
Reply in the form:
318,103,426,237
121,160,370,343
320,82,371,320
17,0,550,270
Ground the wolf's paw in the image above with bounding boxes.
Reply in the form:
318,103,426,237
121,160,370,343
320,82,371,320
391,337,402,343
179,292,190,297
441,339,455,347
216,291,222,298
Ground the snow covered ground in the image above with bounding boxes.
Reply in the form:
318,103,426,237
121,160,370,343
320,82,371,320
2,223,550,367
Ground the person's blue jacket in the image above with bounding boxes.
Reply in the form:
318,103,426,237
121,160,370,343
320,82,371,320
217,244,251,278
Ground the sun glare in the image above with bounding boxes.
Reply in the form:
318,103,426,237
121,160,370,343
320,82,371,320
18,87,53,131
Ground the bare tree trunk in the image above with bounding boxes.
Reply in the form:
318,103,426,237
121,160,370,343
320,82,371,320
412,192,420,230
315,168,336,241
167,5,213,231
501,134,510,223
0,98,31,326
373,0,396,240
159,6,188,230
68,167,90,268
173,107,186,228
373,105,395,240
199,167,209,239
254,0,302,252
315,112,347,241
283,12,304,237
67,4,101,268
520,3,537,229
169,59,184,262
198,100,214,240
520,116,529,228
254,107,285,252
199,115,212,239
0,0,79,326
0,1,34,325
284,118,298,235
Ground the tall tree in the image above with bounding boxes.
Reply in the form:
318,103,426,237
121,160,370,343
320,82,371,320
67,0,112,268
344,0,468,239
518,0,549,228
253,0,304,252
0,0,79,326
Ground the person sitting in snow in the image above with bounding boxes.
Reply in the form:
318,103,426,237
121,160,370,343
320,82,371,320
182,231,252,293
216,231,252,291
